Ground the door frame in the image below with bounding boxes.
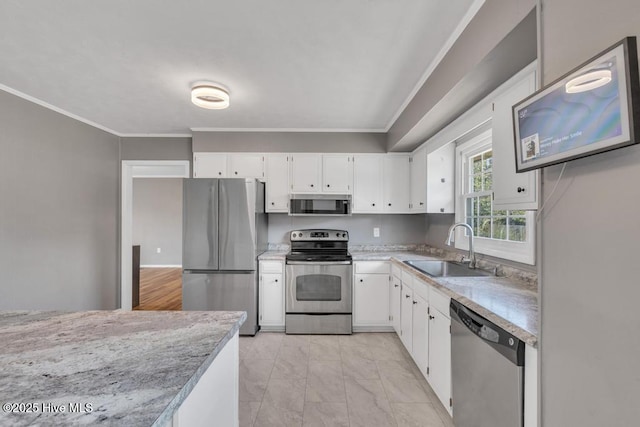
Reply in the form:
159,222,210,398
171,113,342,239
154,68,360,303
120,160,190,310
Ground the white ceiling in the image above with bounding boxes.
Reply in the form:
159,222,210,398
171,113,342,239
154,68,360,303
0,0,479,136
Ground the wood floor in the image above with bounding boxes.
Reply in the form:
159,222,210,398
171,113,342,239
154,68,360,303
135,267,182,311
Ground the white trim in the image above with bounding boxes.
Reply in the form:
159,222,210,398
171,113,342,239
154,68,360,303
384,0,486,132
0,84,123,136
121,160,190,310
140,264,183,268
190,127,386,133
119,133,193,138
454,132,535,265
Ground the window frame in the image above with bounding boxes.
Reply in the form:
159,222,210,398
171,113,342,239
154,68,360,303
454,129,535,265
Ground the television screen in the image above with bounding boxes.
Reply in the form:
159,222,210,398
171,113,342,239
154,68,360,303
513,37,639,172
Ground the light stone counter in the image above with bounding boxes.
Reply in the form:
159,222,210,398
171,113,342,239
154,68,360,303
0,310,245,427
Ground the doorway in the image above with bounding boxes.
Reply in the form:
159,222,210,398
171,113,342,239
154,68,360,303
121,161,190,310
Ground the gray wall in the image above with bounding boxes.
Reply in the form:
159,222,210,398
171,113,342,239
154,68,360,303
539,1,640,425
387,0,536,152
132,178,182,266
193,131,387,153
120,136,192,161
0,90,119,310
268,214,427,246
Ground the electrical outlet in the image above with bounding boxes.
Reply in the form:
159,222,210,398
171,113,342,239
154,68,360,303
156,247,161,254
373,227,380,238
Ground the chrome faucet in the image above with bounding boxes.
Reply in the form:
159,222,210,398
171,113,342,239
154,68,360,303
445,222,476,269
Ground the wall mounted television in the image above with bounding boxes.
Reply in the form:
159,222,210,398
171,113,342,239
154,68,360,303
513,36,640,173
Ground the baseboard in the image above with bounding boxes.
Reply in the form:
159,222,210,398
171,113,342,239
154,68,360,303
140,264,182,268
259,325,285,332
353,326,395,333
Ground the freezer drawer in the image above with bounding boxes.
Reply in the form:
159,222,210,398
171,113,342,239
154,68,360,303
182,272,258,336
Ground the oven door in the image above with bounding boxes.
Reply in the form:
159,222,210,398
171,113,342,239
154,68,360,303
286,261,352,314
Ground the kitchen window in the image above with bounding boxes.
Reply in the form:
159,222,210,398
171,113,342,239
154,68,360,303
455,129,535,265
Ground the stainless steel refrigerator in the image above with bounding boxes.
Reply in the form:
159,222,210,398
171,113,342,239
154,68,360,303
182,178,267,335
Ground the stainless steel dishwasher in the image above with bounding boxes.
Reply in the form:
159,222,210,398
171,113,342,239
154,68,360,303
450,300,525,427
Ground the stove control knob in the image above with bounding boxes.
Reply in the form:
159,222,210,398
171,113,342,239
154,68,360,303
299,232,303,238
336,232,340,237
292,233,297,238
342,233,346,238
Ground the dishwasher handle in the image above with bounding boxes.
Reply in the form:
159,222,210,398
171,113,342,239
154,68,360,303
450,299,525,366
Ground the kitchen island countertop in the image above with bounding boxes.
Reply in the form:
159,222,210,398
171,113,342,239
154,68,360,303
0,310,245,426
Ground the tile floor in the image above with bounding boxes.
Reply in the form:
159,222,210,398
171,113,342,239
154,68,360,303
239,332,454,427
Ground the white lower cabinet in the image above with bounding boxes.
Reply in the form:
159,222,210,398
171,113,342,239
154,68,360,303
389,275,401,334
411,293,429,376
400,281,414,352
353,262,391,329
428,305,452,414
258,261,284,330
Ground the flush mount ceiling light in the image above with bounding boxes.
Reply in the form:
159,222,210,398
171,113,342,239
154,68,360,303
191,83,230,109
565,68,612,93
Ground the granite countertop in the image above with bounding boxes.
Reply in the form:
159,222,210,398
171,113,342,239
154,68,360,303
259,249,538,346
0,310,246,427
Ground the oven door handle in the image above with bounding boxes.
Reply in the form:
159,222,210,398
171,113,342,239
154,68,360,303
286,260,353,265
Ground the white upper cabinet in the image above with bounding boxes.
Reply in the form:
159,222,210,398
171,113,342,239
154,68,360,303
410,147,427,212
426,143,455,213
322,154,352,193
193,152,264,179
265,154,289,212
228,153,264,179
193,153,227,178
290,154,321,193
353,155,383,213
383,154,411,213
492,70,538,210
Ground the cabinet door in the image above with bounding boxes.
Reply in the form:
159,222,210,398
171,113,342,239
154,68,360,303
228,153,264,179
193,153,227,178
353,155,383,213
427,143,455,213
410,148,427,212
400,283,413,352
428,307,451,414
493,71,538,210
353,273,390,326
322,154,352,193
411,294,429,376
389,275,402,334
383,155,411,213
290,154,321,193
259,273,284,326
265,154,290,212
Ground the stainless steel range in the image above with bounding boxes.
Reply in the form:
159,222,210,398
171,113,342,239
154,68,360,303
285,229,352,334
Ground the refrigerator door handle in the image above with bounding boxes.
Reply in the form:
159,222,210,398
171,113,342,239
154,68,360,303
219,181,229,264
207,182,217,267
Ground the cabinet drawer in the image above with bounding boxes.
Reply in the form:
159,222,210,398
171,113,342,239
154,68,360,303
260,261,283,274
429,287,451,318
401,269,414,287
355,261,390,274
391,264,402,279
412,276,429,301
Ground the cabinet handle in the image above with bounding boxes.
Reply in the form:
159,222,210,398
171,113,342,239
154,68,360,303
441,178,446,183
359,279,363,282
517,187,525,193
310,184,314,188
327,184,330,188
412,300,417,305
218,172,222,176
419,202,424,206
234,171,238,175
271,202,275,205
372,203,376,207
275,279,278,282
440,208,444,213
388,203,392,206
429,315,435,320
394,284,399,288
405,294,411,298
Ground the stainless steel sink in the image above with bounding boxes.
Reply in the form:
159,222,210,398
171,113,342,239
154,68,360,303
403,260,493,278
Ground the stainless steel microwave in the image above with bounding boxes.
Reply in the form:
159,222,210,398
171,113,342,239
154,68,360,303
289,194,351,216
